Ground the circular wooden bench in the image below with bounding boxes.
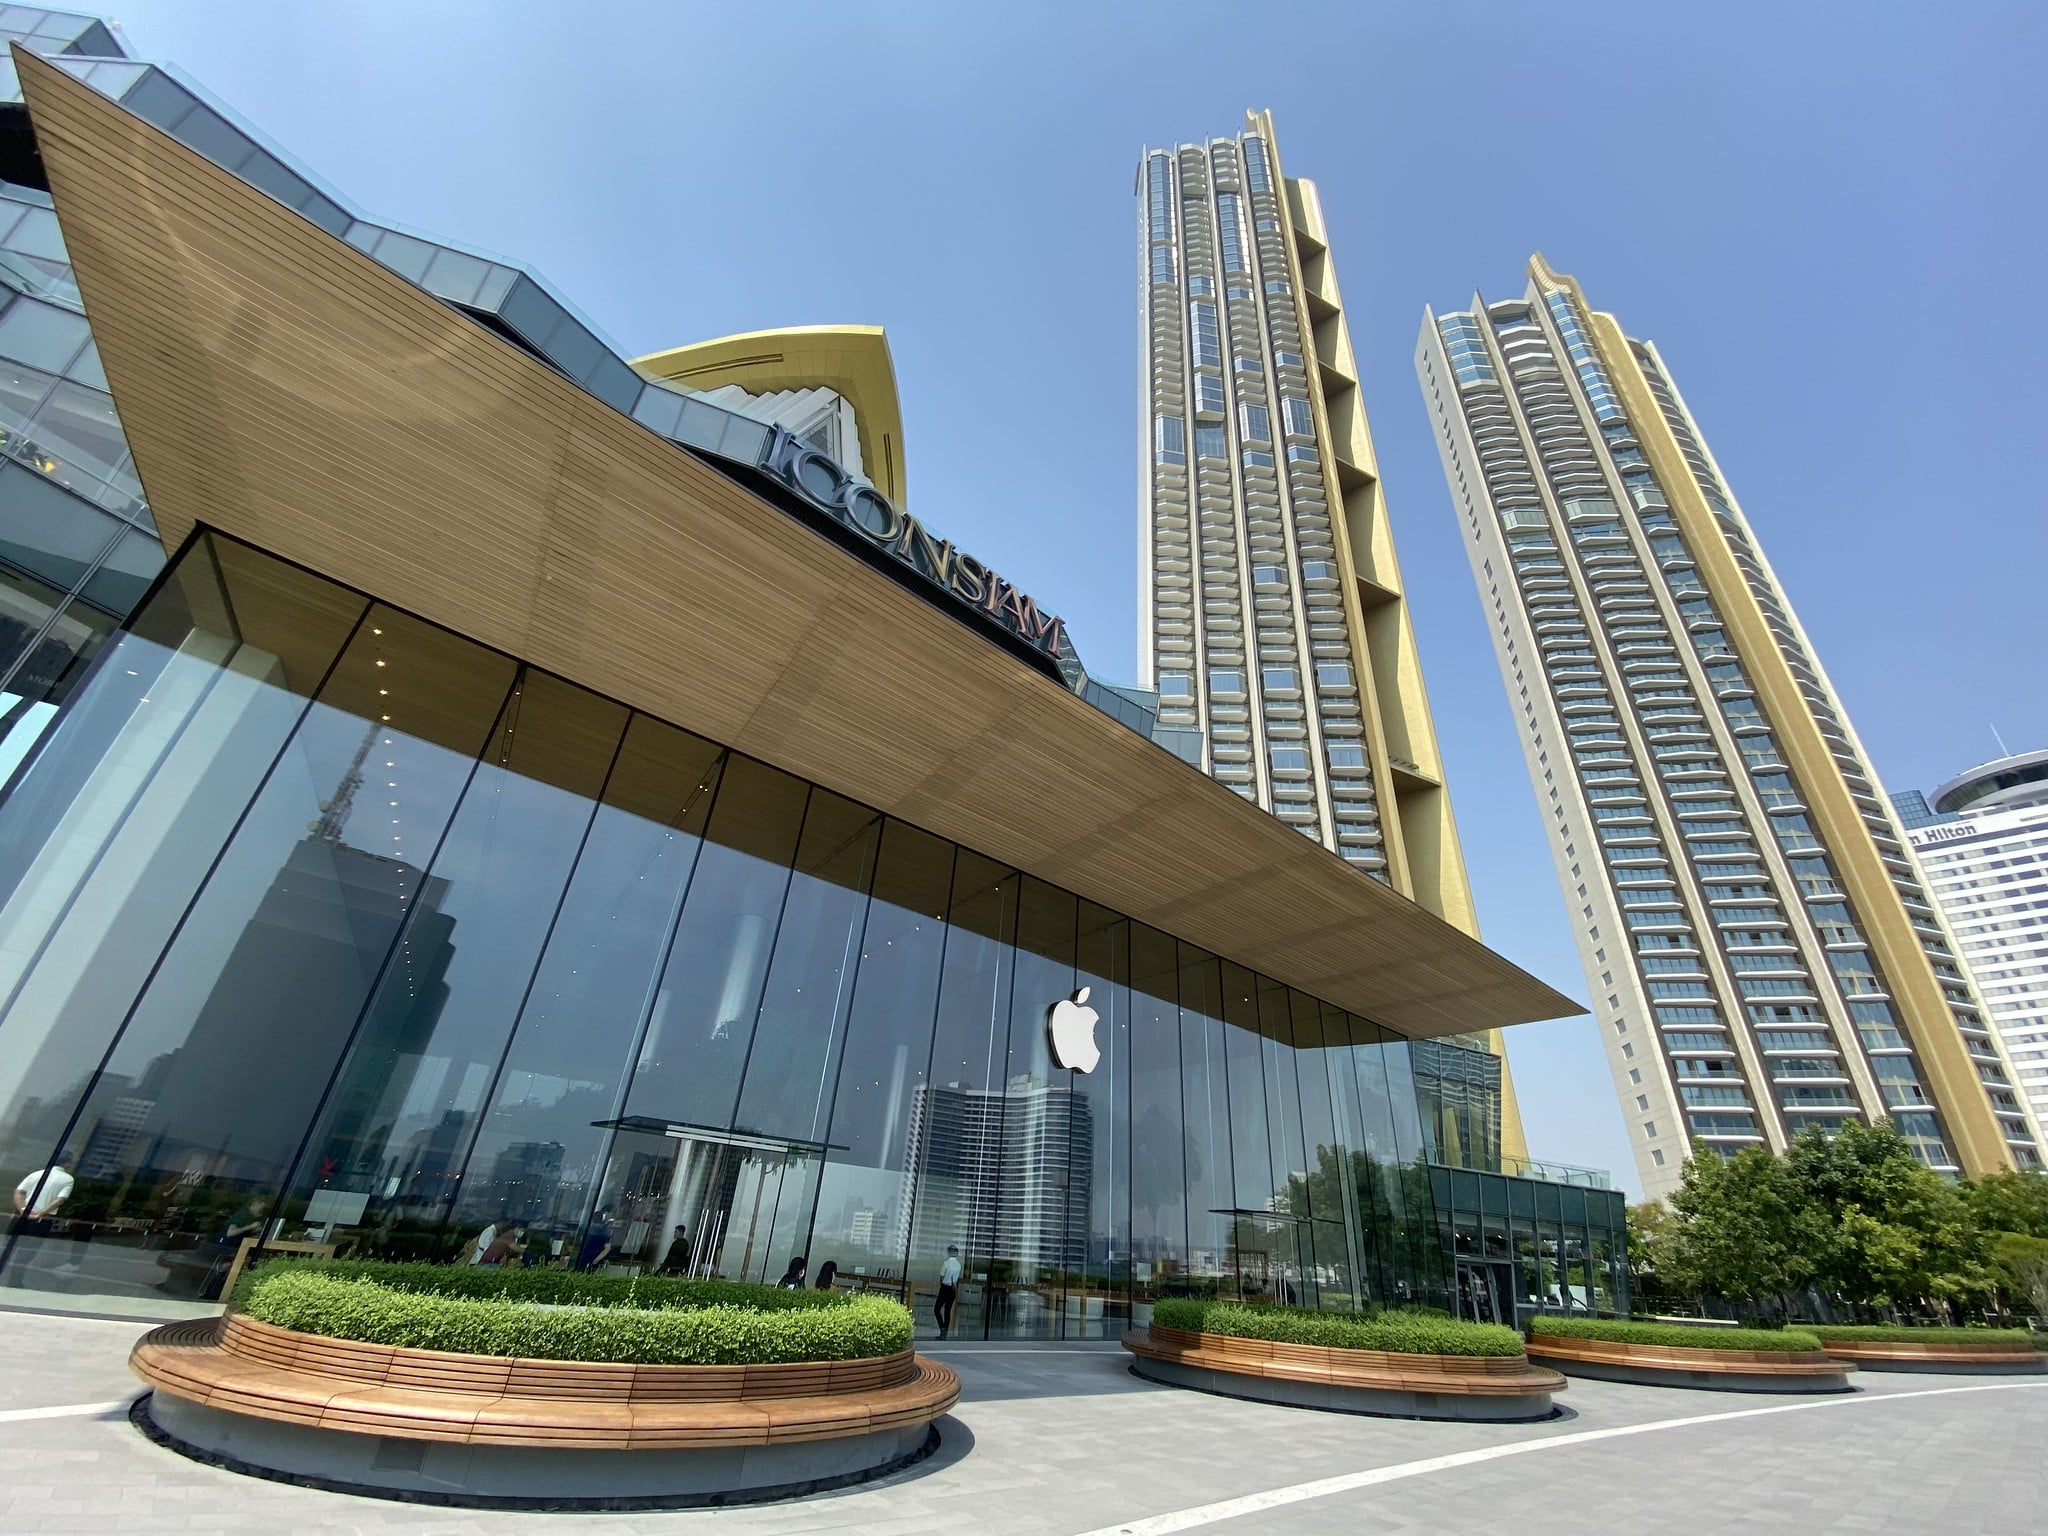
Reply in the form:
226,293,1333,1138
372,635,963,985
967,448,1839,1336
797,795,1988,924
130,1314,958,1507
1526,1332,1855,1393
1816,1337,2048,1375
1122,1324,1564,1421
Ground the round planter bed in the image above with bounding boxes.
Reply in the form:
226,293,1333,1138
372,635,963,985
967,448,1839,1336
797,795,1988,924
1813,1336,2048,1375
1524,1332,1854,1394
130,1314,959,1508
1121,1324,1564,1422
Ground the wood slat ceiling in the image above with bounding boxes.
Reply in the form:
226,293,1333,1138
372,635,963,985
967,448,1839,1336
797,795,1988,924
19,48,1577,1040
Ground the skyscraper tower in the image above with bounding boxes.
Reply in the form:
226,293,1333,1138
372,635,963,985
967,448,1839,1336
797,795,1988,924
1417,255,2041,1197
1137,111,1526,1161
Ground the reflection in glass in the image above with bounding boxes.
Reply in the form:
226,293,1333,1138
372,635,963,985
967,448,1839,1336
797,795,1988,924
0,533,1484,1324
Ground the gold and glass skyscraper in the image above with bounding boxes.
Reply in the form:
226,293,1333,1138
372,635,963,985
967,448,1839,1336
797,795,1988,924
1137,111,1527,1165
1417,255,2042,1198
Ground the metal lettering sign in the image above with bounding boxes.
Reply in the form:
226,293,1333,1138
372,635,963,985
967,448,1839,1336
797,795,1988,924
761,431,1072,667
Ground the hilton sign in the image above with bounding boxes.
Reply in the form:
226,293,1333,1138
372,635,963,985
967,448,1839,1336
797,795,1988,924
758,430,1073,671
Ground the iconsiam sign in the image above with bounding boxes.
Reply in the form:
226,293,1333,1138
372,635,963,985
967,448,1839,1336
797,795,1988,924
761,429,1073,671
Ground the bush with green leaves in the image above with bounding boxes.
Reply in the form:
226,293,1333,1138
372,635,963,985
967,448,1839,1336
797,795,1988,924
1151,1298,1523,1357
1529,1316,1822,1353
237,1265,910,1365
230,1258,845,1316
1807,1324,2035,1349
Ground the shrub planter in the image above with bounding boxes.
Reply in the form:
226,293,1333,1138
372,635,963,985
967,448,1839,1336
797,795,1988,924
130,1310,957,1507
1122,1324,1564,1422
1526,1321,1852,1394
1811,1328,2048,1375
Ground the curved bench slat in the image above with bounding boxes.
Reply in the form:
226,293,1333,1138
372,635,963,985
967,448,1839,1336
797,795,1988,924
1125,1326,1565,1396
131,1319,958,1450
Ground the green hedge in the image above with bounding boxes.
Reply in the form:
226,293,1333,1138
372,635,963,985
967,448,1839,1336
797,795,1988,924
1152,1298,1523,1357
1530,1317,1822,1353
1808,1324,2035,1349
230,1258,845,1316
237,1266,911,1365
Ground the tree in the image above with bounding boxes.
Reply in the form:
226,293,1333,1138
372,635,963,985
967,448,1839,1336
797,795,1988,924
1989,1232,2048,1321
1965,1170,2048,1242
1783,1121,1986,1313
1625,1201,1675,1305
1667,1147,1827,1318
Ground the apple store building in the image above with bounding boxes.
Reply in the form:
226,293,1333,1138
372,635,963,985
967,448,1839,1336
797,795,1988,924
0,44,1592,1335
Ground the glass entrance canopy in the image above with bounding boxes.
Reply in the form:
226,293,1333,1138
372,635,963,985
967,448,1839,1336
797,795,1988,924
0,532,1474,1337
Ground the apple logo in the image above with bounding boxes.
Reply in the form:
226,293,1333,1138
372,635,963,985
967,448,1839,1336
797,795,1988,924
1047,987,1101,1074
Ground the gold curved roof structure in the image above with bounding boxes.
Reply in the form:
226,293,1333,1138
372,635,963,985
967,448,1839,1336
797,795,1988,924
634,325,906,505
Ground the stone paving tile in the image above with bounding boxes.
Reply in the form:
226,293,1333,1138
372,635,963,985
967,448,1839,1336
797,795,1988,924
3,1312,2044,1534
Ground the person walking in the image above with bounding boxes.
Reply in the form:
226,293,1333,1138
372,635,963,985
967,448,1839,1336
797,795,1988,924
812,1259,838,1291
775,1256,808,1289
935,1245,962,1339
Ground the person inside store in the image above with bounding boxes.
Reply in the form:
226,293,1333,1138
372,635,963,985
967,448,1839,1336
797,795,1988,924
476,1225,527,1267
654,1223,691,1275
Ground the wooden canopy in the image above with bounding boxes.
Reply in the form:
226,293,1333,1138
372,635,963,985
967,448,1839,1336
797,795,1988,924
18,47,1576,1041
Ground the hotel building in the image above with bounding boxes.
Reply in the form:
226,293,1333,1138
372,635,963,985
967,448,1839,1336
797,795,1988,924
0,17,1623,1332
1417,254,2040,1198
1900,752,2048,1133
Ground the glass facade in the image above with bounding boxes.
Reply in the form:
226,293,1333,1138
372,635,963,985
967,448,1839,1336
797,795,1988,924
1431,1165,1627,1326
0,532,1488,1335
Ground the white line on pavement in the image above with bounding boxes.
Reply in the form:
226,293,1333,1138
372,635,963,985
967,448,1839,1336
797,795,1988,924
1072,1379,2048,1536
0,1398,132,1425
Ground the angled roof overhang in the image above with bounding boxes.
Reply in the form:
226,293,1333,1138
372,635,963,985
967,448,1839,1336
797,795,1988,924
17,46,1576,1041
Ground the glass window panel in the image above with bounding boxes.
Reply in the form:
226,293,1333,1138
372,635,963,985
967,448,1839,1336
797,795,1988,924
171,107,257,173
814,821,950,1300
988,875,1077,1339
77,527,163,615
0,570,109,742
0,354,55,430
421,247,490,307
1177,944,1231,1300
1071,900,1128,1337
1255,975,1314,1307
1317,1006,1388,1303
618,754,808,1139
1127,922,1182,1311
370,230,435,285
724,789,880,1284
64,340,106,392
287,671,628,1260
454,713,723,1269
0,564,495,1297
235,152,310,211
0,206,67,264
0,298,89,375
1218,960,1276,1303
0,460,120,591
30,379,128,488
731,788,880,1145
1283,989,1358,1309
904,852,1017,1341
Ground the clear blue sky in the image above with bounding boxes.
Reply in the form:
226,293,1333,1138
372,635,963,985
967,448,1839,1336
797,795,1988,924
99,1,2048,1195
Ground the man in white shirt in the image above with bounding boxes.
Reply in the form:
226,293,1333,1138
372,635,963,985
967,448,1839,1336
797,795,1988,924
13,1164,73,1220
936,1245,963,1339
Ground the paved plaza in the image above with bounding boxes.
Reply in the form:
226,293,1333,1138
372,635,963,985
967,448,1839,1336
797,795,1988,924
2,1307,2043,1535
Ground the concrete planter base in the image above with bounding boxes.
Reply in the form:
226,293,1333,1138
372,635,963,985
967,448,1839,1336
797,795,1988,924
138,1391,938,1509
1527,1334,1854,1394
1121,1325,1562,1422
